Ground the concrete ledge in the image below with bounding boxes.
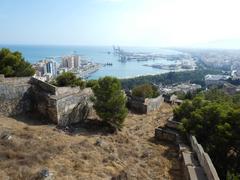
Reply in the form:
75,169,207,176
187,166,207,180
202,153,219,180
182,151,200,167
179,143,190,153
30,77,57,95
0,74,31,84
154,127,219,180
189,135,220,180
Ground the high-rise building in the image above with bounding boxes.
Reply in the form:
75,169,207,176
44,60,57,77
61,55,81,69
73,55,81,68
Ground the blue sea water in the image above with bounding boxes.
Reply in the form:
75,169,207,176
0,45,182,79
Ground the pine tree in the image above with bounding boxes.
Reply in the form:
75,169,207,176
93,76,128,131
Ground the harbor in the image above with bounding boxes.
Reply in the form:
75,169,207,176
33,54,102,81
113,46,191,63
4,45,195,80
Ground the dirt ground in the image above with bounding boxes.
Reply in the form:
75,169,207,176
0,103,183,180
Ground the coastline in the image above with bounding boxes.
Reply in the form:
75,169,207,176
1,45,193,79
118,68,196,80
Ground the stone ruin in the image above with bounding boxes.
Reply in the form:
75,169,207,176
126,92,164,114
0,75,93,126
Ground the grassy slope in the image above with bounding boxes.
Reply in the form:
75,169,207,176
0,103,182,180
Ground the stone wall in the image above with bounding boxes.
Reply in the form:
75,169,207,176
56,87,81,96
155,120,220,180
145,96,164,113
0,75,32,116
155,127,179,142
127,95,164,114
52,88,93,126
30,77,93,126
0,76,31,84
30,77,57,95
0,75,94,126
189,136,219,180
165,117,181,129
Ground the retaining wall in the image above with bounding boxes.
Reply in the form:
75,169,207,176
0,75,31,84
155,120,220,180
165,117,181,129
0,75,32,116
189,136,219,180
155,127,179,142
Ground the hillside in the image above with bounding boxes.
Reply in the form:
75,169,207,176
0,103,182,180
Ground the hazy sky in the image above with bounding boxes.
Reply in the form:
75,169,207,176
1,0,240,47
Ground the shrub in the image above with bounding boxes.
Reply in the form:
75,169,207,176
55,72,85,88
132,84,159,98
92,76,128,131
86,79,98,88
0,48,35,77
174,89,240,179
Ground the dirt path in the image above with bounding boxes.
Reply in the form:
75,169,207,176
0,103,183,180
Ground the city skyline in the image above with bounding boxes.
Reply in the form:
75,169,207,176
1,0,240,48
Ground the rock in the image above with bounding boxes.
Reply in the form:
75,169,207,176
40,169,49,177
37,169,53,180
141,150,151,158
0,131,12,140
95,139,109,149
111,171,128,180
95,139,103,146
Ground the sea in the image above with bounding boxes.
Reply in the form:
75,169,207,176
0,45,183,79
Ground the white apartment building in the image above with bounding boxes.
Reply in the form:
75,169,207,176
61,55,81,69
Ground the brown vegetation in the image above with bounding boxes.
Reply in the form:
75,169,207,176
0,103,183,180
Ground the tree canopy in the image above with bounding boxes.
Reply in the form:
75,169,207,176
55,72,85,89
92,76,128,131
132,84,159,98
121,69,221,89
0,48,35,77
86,79,99,88
174,89,240,179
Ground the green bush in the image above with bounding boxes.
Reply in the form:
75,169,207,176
86,79,98,88
55,72,85,88
0,48,35,77
174,89,240,179
92,76,128,131
132,84,159,98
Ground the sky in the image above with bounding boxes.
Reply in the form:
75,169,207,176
1,0,240,48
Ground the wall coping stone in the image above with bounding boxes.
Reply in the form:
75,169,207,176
155,120,220,180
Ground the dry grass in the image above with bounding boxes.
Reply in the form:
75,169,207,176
0,103,183,180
